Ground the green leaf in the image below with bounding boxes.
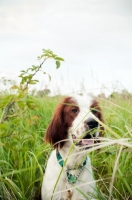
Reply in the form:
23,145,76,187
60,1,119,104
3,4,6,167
55,57,64,61
19,73,25,77
10,85,19,90
29,80,38,84
56,60,60,69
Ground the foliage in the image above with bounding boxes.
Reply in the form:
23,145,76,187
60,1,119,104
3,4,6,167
0,49,64,124
1,93,132,199
109,89,132,99
92,97,132,200
0,49,64,199
37,89,51,97
18,49,64,91
0,50,132,199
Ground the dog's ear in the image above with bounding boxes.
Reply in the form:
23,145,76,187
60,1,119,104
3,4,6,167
45,100,68,149
90,100,104,137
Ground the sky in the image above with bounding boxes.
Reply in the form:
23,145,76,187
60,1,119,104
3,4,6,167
0,0,132,96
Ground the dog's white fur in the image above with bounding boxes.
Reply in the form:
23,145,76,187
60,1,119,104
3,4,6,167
41,95,103,200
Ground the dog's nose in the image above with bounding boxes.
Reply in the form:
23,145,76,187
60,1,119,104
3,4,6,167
85,118,98,129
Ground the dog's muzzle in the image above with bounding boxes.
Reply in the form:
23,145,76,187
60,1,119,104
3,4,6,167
72,118,99,147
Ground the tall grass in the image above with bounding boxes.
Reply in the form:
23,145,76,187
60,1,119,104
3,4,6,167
0,95,61,200
93,96,132,199
0,94,132,199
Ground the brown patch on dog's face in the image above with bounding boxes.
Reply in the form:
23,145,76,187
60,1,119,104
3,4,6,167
90,100,104,137
45,97,79,148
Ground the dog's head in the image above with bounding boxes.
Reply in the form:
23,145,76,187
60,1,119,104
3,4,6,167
45,95,104,149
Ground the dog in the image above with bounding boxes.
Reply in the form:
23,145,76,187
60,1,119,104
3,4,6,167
41,95,104,200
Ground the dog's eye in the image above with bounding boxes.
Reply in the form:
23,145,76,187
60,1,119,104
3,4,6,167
71,108,78,113
91,108,98,115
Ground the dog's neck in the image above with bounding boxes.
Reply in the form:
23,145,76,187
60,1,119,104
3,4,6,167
58,141,87,168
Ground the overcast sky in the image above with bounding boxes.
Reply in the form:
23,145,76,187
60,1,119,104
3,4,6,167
0,0,132,96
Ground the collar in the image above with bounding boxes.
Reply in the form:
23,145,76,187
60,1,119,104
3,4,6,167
56,150,87,184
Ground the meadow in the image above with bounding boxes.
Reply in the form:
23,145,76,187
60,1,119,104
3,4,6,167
0,92,132,200
0,50,132,199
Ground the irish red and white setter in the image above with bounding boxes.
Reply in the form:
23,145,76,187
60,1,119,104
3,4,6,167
41,95,104,200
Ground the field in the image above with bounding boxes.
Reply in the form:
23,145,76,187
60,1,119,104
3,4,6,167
0,92,132,200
